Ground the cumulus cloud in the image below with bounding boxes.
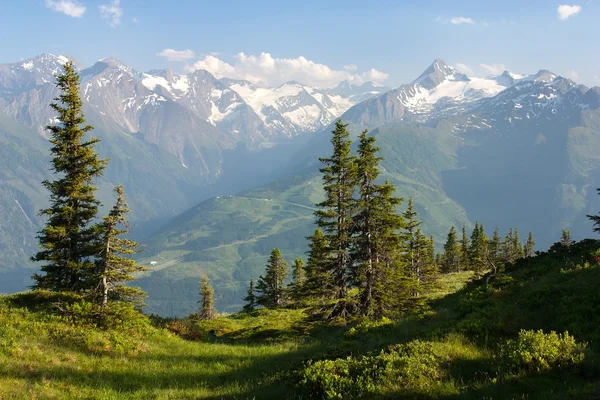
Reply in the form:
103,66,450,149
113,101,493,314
184,52,389,88
558,4,582,20
450,16,475,24
158,49,196,62
99,0,123,27
480,63,508,76
454,63,475,76
45,0,85,18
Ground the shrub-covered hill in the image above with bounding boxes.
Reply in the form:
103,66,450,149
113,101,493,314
1,240,599,399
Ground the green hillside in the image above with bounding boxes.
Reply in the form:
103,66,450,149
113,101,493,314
138,123,471,316
1,239,599,399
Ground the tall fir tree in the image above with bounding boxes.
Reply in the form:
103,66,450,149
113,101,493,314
314,120,358,317
459,225,471,271
243,280,257,312
198,275,216,320
256,248,289,308
95,185,147,308
32,61,107,292
442,226,460,273
524,232,536,257
512,228,524,260
352,131,406,317
411,229,437,295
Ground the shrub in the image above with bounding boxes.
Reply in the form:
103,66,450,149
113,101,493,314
300,340,444,399
61,301,150,333
301,355,387,399
499,329,586,373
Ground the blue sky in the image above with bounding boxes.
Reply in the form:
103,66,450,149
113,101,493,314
1,0,598,88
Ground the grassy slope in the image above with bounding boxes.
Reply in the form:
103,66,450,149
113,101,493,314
1,240,599,399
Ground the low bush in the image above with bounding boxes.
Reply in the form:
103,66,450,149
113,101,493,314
499,329,586,373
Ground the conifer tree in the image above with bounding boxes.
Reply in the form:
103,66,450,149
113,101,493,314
314,120,358,317
198,275,216,320
243,280,257,312
524,232,535,257
469,222,488,275
95,185,147,308
403,198,421,276
352,130,406,317
256,248,289,308
289,258,306,301
303,228,332,302
488,227,502,267
560,229,573,248
459,225,471,271
502,228,515,264
32,61,107,292
513,228,524,260
442,226,460,273
412,229,437,295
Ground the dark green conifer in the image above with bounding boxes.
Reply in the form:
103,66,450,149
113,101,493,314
95,185,147,308
352,130,406,317
314,120,358,317
256,248,289,308
469,222,488,275
243,280,257,312
488,227,502,267
32,61,107,292
442,226,460,273
303,228,332,302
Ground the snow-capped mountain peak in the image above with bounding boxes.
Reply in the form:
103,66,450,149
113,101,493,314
413,58,470,89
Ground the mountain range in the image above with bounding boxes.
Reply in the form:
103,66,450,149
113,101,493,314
1,54,599,315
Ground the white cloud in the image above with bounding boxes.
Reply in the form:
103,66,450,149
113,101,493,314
565,69,579,80
45,0,86,18
99,0,123,27
480,63,507,76
344,64,358,71
450,16,475,24
184,52,389,88
157,49,196,62
454,63,474,76
557,4,582,20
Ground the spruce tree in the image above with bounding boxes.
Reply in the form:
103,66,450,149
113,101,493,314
352,130,406,317
469,222,488,275
243,280,257,312
95,185,147,308
256,248,289,308
412,229,436,295
32,61,107,292
524,232,535,257
488,227,502,267
303,228,332,302
442,226,460,273
459,225,471,271
403,198,421,277
314,120,357,317
289,258,306,301
502,228,515,264
198,275,216,320
513,228,524,260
